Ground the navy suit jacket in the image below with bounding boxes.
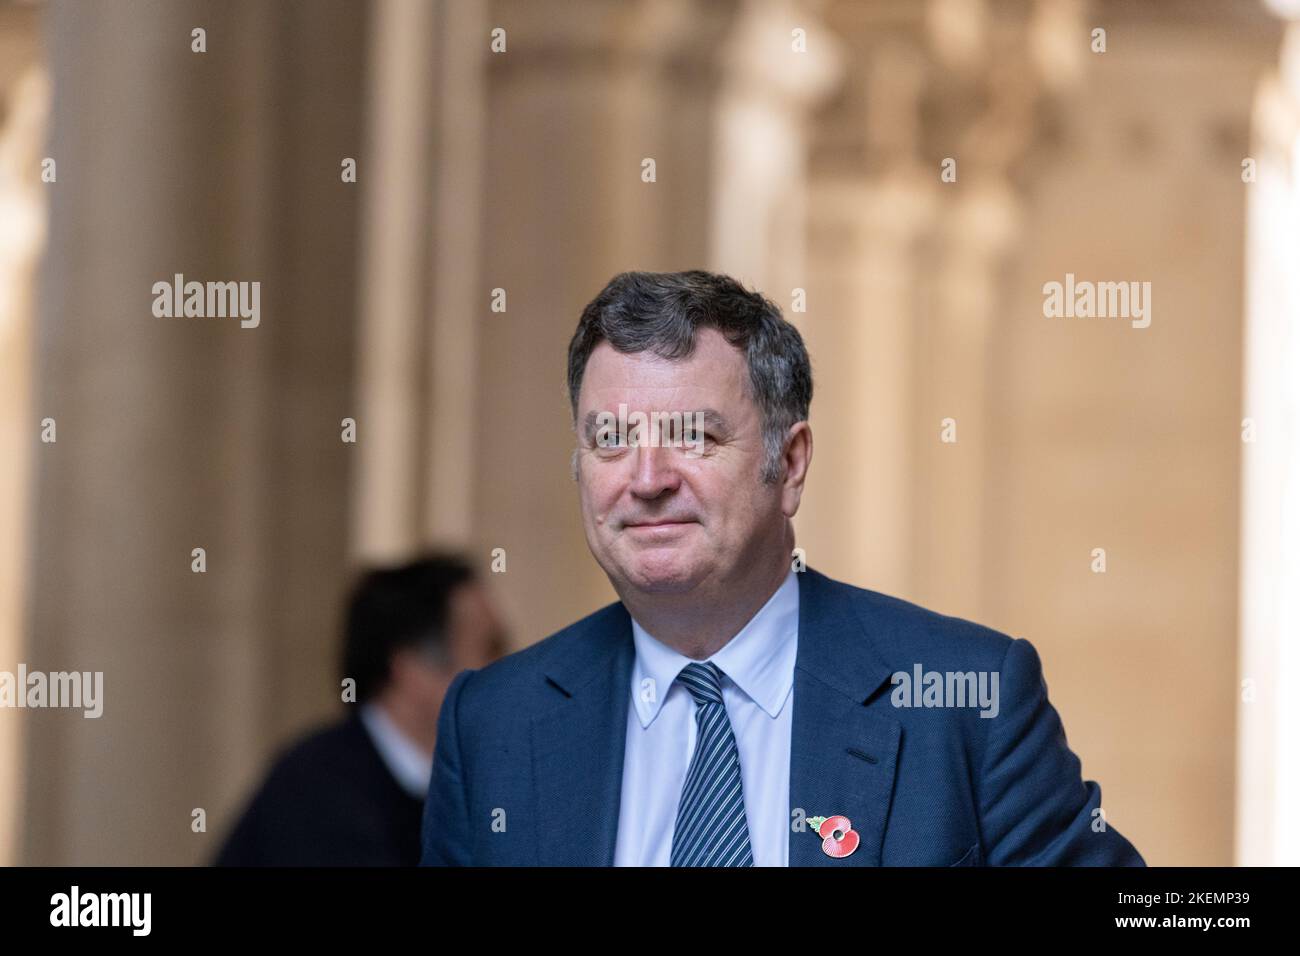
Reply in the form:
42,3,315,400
421,567,1144,866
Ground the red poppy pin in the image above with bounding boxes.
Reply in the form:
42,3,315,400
807,814,859,858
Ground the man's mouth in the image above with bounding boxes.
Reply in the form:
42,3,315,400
623,518,697,530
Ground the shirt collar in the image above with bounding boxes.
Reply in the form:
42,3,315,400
359,701,433,800
628,568,800,728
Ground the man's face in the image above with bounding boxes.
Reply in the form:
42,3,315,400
574,328,787,596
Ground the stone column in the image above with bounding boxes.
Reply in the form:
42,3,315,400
1238,1,1300,866
799,0,1075,606
909,0,1082,619
26,0,368,865
798,168,937,596
350,0,492,560
0,0,49,868
708,0,843,295
350,0,442,563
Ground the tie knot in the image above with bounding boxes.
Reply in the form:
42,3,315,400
677,661,725,706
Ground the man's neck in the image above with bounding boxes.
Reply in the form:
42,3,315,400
617,550,792,660
372,693,437,756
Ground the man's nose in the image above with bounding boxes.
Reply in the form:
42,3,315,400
628,442,681,499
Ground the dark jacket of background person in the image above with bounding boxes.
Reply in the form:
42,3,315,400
215,712,423,866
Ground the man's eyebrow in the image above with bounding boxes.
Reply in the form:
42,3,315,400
578,406,733,440
692,408,731,434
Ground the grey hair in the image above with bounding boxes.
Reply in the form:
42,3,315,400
566,270,812,483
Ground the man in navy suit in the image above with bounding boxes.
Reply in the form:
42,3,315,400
421,270,1144,867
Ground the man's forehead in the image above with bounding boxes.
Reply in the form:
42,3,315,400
578,330,748,404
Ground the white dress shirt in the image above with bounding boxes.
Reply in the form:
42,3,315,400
613,569,799,866
359,701,434,800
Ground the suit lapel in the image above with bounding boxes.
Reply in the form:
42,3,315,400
532,605,634,865
788,568,901,866
529,569,900,867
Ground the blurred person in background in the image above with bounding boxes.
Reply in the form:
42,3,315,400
215,554,506,866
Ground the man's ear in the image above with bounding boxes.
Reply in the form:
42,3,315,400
780,421,812,518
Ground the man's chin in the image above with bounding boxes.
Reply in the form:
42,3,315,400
617,556,705,595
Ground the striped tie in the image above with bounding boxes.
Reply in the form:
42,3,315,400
669,661,754,867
